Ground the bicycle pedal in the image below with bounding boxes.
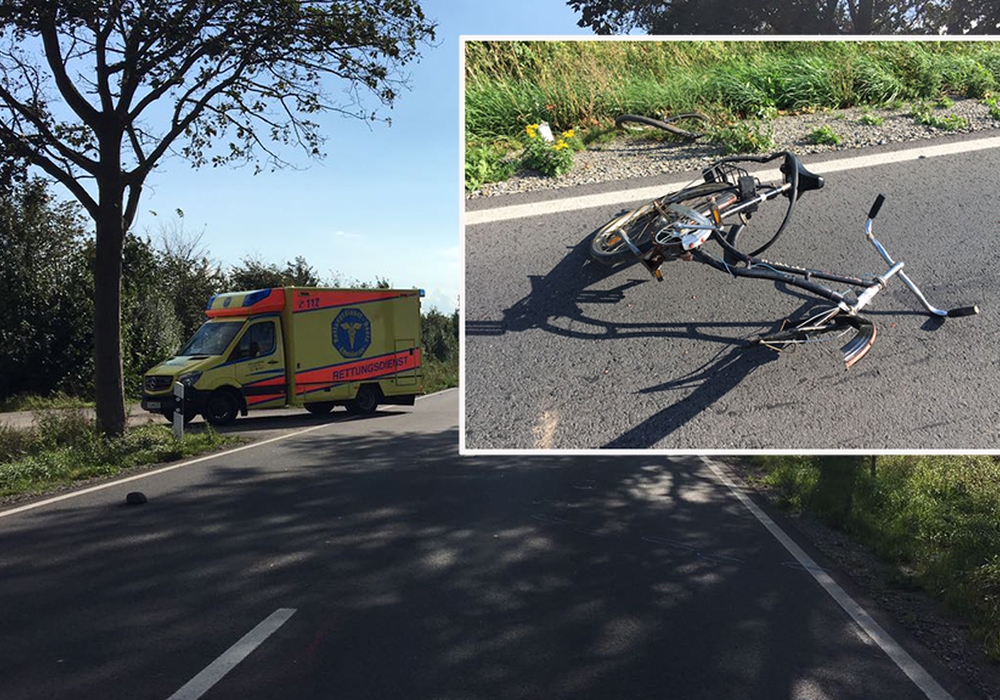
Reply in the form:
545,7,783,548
640,254,666,280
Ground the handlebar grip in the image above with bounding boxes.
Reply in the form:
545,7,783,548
867,194,886,220
947,305,980,318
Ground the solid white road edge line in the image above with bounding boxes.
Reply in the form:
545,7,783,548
165,608,296,700
466,134,1000,226
701,456,955,700
0,388,457,521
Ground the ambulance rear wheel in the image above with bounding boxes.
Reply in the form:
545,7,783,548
347,385,380,415
204,389,239,426
305,402,335,415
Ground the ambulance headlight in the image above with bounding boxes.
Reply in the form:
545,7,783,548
177,372,202,388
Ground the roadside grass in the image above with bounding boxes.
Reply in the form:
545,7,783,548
465,41,1000,187
465,139,517,192
0,411,237,500
422,356,457,395
806,124,842,145
909,101,969,130
0,392,94,413
746,455,1000,661
983,95,1000,119
708,120,776,154
858,111,885,126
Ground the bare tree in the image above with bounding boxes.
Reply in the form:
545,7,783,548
0,0,435,435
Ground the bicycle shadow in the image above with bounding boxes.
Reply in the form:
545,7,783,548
603,342,779,449
466,233,767,347
466,231,854,448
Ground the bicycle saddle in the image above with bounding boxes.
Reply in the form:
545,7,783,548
784,152,824,196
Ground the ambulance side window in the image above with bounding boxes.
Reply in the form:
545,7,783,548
231,321,275,360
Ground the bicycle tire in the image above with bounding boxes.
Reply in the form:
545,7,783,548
590,182,736,266
615,113,709,140
752,309,853,348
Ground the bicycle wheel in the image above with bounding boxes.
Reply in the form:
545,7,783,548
615,113,709,140
752,310,876,368
590,182,736,266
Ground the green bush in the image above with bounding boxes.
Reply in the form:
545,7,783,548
983,95,1000,119
806,125,841,145
465,140,516,191
707,120,775,154
910,102,968,131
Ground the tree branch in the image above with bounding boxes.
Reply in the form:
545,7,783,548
0,82,99,174
39,13,100,128
0,121,97,217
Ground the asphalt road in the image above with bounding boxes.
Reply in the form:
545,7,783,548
464,134,1000,450
0,390,980,700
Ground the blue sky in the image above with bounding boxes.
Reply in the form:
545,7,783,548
128,1,592,314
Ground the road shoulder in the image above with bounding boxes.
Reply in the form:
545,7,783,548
717,457,1000,700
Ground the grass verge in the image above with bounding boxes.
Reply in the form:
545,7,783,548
0,392,94,413
0,411,239,501
466,41,1000,141
746,455,1000,662
464,40,1000,188
422,356,458,395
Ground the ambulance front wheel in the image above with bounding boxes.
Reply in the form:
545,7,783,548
347,385,380,415
204,389,240,426
162,409,196,425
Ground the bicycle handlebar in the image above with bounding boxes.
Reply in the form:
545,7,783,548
868,194,886,220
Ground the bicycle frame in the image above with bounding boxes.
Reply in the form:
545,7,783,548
594,151,979,368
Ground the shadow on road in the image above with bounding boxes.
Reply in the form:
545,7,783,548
466,233,770,347
0,434,907,700
210,408,405,435
466,233,851,448
604,342,779,448
143,407,409,436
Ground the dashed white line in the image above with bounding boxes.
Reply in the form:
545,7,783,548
166,608,296,700
702,456,955,700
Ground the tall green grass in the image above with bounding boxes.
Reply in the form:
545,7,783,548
749,456,1000,661
466,41,1000,141
421,356,458,394
0,411,235,499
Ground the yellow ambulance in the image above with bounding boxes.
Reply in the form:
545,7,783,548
141,287,423,425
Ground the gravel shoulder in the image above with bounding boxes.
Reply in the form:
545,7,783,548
721,458,1000,700
467,98,1000,199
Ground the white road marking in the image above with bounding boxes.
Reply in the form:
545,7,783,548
465,134,1000,226
701,457,955,700
166,608,296,700
0,388,457,520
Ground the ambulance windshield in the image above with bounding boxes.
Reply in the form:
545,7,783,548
178,321,245,356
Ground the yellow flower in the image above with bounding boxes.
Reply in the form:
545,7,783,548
561,129,575,139
525,123,539,138
553,139,569,151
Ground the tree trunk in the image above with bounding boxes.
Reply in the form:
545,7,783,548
854,0,876,32
811,456,864,527
93,130,127,438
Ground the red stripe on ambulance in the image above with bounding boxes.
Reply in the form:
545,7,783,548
295,349,420,394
